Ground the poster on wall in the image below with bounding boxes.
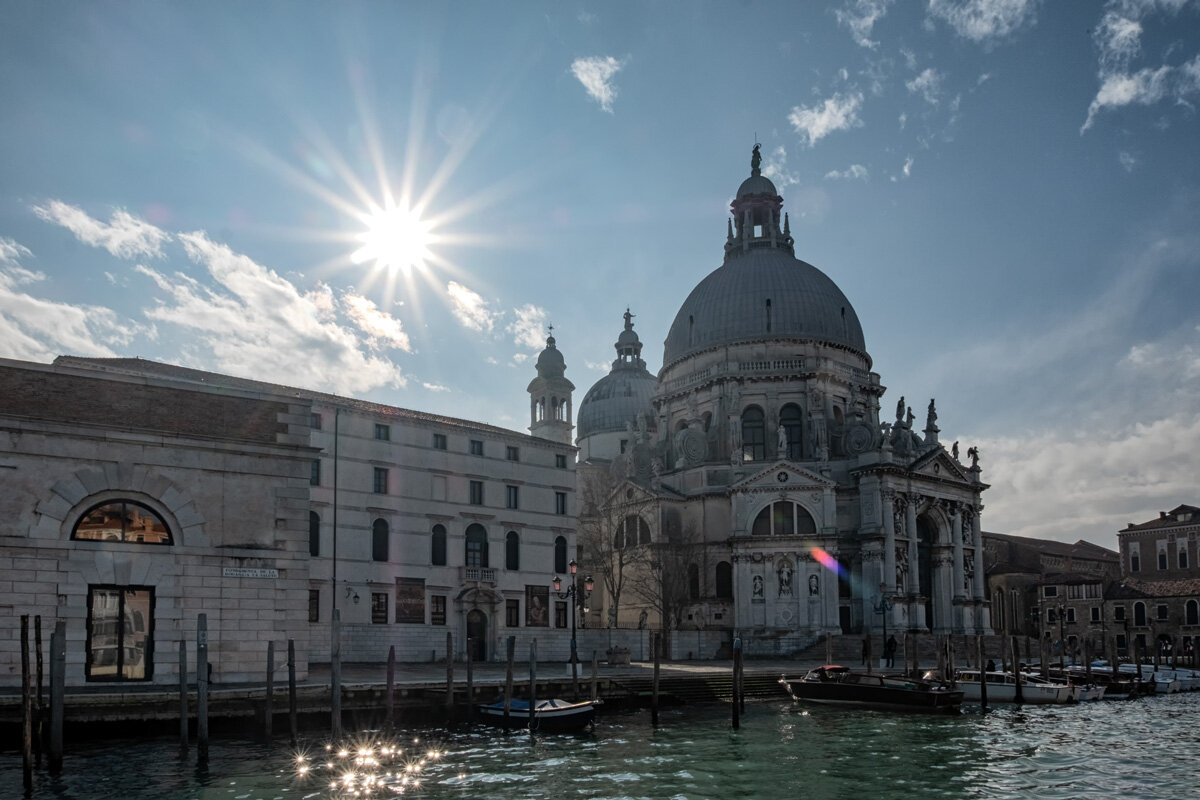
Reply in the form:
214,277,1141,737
525,585,549,627
395,577,426,623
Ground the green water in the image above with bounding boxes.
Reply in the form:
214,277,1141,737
5,694,1199,799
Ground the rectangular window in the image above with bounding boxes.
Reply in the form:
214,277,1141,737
1047,608,1058,623
371,592,388,624
1159,552,1168,570
1091,606,1101,623
310,413,322,430
556,454,567,469
555,491,567,515
470,480,484,505
506,598,520,627
1116,634,1128,652
1043,585,1057,598
1066,607,1076,623
1181,548,1190,569
373,467,389,494
470,439,484,456
375,423,391,441
506,445,520,462
432,433,447,450
86,585,154,682
555,601,567,629
431,595,447,626
1157,604,1169,620
1114,605,1126,621
310,459,321,486
506,485,519,509
1067,584,1083,599
308,589,320,622
1131,554,1141,572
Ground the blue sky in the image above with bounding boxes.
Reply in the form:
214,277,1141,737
2,1,1199,548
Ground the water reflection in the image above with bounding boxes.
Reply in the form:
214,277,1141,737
292,734,448,797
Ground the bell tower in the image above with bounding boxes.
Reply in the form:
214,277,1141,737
527,328,575,445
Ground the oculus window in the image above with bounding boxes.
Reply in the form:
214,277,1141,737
73,501,172,545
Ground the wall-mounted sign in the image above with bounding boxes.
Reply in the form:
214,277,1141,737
222,567,279,579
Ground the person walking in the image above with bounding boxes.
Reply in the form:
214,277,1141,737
885,635,897,668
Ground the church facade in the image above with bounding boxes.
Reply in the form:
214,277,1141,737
576,150,991,655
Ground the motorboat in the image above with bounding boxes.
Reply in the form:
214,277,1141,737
954,669,1073,704
477,696,599,732
779,665,963,713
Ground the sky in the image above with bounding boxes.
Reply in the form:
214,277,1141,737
2,1,1199,551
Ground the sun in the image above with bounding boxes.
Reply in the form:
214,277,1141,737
351,197,437,275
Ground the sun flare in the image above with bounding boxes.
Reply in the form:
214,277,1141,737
351,198,436,275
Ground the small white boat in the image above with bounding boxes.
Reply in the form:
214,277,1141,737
954,670,1073,704
477,696,599,732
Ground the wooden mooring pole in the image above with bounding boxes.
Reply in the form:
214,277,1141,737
591,650,599,701
386,645,396,729
528,639,537,734
197,614,209,762
178,640,189,751
264,640,275,741
48,621,64,774
445,632,454,721
1011,635,1023,704
731,637,742,730
21,615,32,795
976,635,988,711
34,615,44,762
503,636,515,732
651,632,661,726
331,609,342,739
466,637,475,722
288,639,298,747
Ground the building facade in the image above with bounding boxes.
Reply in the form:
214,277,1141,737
577,150,992,655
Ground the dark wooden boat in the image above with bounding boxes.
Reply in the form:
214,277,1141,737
780,665,963,713
477,696,599,732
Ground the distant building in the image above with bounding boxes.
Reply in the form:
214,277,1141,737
0,344,578,688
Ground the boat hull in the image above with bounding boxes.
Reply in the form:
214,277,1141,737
780,667,962,713
477,698,598,732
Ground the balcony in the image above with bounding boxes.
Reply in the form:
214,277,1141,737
463,567,496,583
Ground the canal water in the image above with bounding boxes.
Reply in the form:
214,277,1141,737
4,693,1199,799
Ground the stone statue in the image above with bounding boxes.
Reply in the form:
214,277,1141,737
778,561,793,596
623,307,634,330
905,407,915,430
752,575,764,599
952,440,959,460
751,143,762,172
808,573,819,596
777,423,788,456
967,446,980,468
895,546,909,594
926,398,937,429
895,395,905,423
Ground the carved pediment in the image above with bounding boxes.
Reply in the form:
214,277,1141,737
909,449,972,484
732,461,836,493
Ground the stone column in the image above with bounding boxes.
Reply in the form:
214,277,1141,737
951,504,965,601
882,489,896,594
905,495,919,597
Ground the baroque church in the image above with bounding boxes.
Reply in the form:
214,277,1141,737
574,148,991,654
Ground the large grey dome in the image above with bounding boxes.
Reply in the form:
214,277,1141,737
662,248,867,369
576,368,657,438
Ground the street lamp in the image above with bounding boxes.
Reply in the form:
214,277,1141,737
874,582,893,669
553,560,593,673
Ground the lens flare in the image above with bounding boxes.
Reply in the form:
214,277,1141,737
810,546,844,576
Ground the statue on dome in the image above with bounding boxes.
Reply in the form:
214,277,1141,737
751,143,762,173
926,398,937,429
895,396,905,424
905,406,915,430
623,308,635,330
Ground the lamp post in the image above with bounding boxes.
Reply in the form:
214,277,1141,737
874,582,893,669
553,561,593,674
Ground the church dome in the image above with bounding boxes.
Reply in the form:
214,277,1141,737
535,335,566,379
577,310,657,440
661,149,867,370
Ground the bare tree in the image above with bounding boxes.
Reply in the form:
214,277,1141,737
576,464,653,628
625,519,706,650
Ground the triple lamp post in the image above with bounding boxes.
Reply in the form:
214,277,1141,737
553,560,593,671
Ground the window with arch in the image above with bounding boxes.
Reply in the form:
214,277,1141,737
1134,601,1147,626
715,561,733,599
431,524,447,566
615,515,651,548
780,403,804,460
688,563,700,600
309,511,320,557
1187,599,1199,626
506,531,520,571
371,518,389,562
751,501,816,536
465,524,489,568
554,535,568,575
73,500,172,545
741,406,765,461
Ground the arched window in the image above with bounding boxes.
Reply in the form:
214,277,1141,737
742,406,765,461
466,524,489,568
554,535,568,575
688,563,700,600
617,515,650,547
309,511,320,557
372,518,389,562
751,502,816,536
1187,599,1199,626
431,524,447,566
1134,601,1147,626
780,404,804,460
506,531,520,570
715,561,733,599
73,500,172,545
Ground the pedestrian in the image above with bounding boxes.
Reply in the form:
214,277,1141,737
885,635,897,668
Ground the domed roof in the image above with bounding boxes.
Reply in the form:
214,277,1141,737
736,173,778,198
576,368,657,439
662,248,867,369
535,335,566,379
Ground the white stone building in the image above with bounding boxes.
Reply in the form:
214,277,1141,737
577,150,991,655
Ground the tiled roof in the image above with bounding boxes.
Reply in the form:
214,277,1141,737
53,356,568,447
1122,504,1200,532
985,531,1119,562
1119,577,1200,598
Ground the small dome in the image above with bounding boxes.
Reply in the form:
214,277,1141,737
736,173,778,198
535,335,566,379
577,369,657,439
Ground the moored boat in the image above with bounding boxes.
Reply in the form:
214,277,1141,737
477,696,599,732
954,669,1073,704
779,665,962,713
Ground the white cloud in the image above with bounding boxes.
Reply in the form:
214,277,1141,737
1081,64,1172,132
342,292,411,352
0,242,139,362
422,381,450,392
446,280,496,333
137,231,405,394
926,0,1039,43
787,92,864,147
585,359,610,372
835,0,895,48
507,304,549,350
906,67,944,105
1096,11,1143,73
890,155,914,182
31,200,170,259
571,56,626,113
825,164,870,181
1119,150,1138,171
898,112,908,130
761,145,801,188
512,353,530,364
